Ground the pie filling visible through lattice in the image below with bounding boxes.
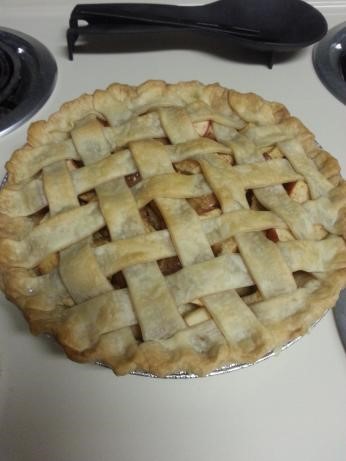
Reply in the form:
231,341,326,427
0,80,345,377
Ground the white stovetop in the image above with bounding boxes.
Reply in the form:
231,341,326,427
1,4,346,461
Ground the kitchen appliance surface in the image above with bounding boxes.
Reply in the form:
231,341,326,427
0,2,346,461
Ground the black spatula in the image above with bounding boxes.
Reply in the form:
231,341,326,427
67,0,328,66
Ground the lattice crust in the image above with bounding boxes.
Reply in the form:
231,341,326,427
1,81,346,377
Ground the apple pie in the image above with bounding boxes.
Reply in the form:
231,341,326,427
0,80,345,377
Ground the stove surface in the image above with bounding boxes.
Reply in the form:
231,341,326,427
0,4,346,461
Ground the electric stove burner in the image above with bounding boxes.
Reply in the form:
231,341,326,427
0,42,21,108
313,22,346,104
0,27,57,136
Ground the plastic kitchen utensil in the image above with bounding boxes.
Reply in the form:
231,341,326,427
67,0,327,67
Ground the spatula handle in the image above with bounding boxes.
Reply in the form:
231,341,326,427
70,3,202,28
69,2,261,37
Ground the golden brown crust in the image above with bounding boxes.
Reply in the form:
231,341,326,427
229,90,290,125
1,80,346,377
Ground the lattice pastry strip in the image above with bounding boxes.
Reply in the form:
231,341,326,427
60,242,114,304
222,125,341,240
279,139,333,199
243,117,309,147
6,140,79,183
1,156,303,218
0,138,230,216
42,127,113,308
198,152,299,299
254,185,316,240
236,231,297,298
0,202,105,268
130,137,227,353
302,183,346,235
73,119,185,343
56,288,138,352
199,156,302,212
202,291,272,359
6,111,166,183
0,205,286,270
1,80,346,377
183,98,345,337
105,179,186,340
6,233,345,352
92,234,346,286
55,119,139,363
43,160,80,213
131,138,275,359
4,221,344,327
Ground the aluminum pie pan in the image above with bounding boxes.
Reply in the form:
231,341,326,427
99,314,326,378
0,174,327,378
0,174,8,189
98,336,300,379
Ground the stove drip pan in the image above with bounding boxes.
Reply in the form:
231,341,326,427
0,27,57,136
313,22,346,104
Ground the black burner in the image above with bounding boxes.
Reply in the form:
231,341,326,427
0,42,20,99
313,22,346,104
0,42,22,119
0,28,57,136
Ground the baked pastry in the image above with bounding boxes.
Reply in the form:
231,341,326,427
0,80,345,377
